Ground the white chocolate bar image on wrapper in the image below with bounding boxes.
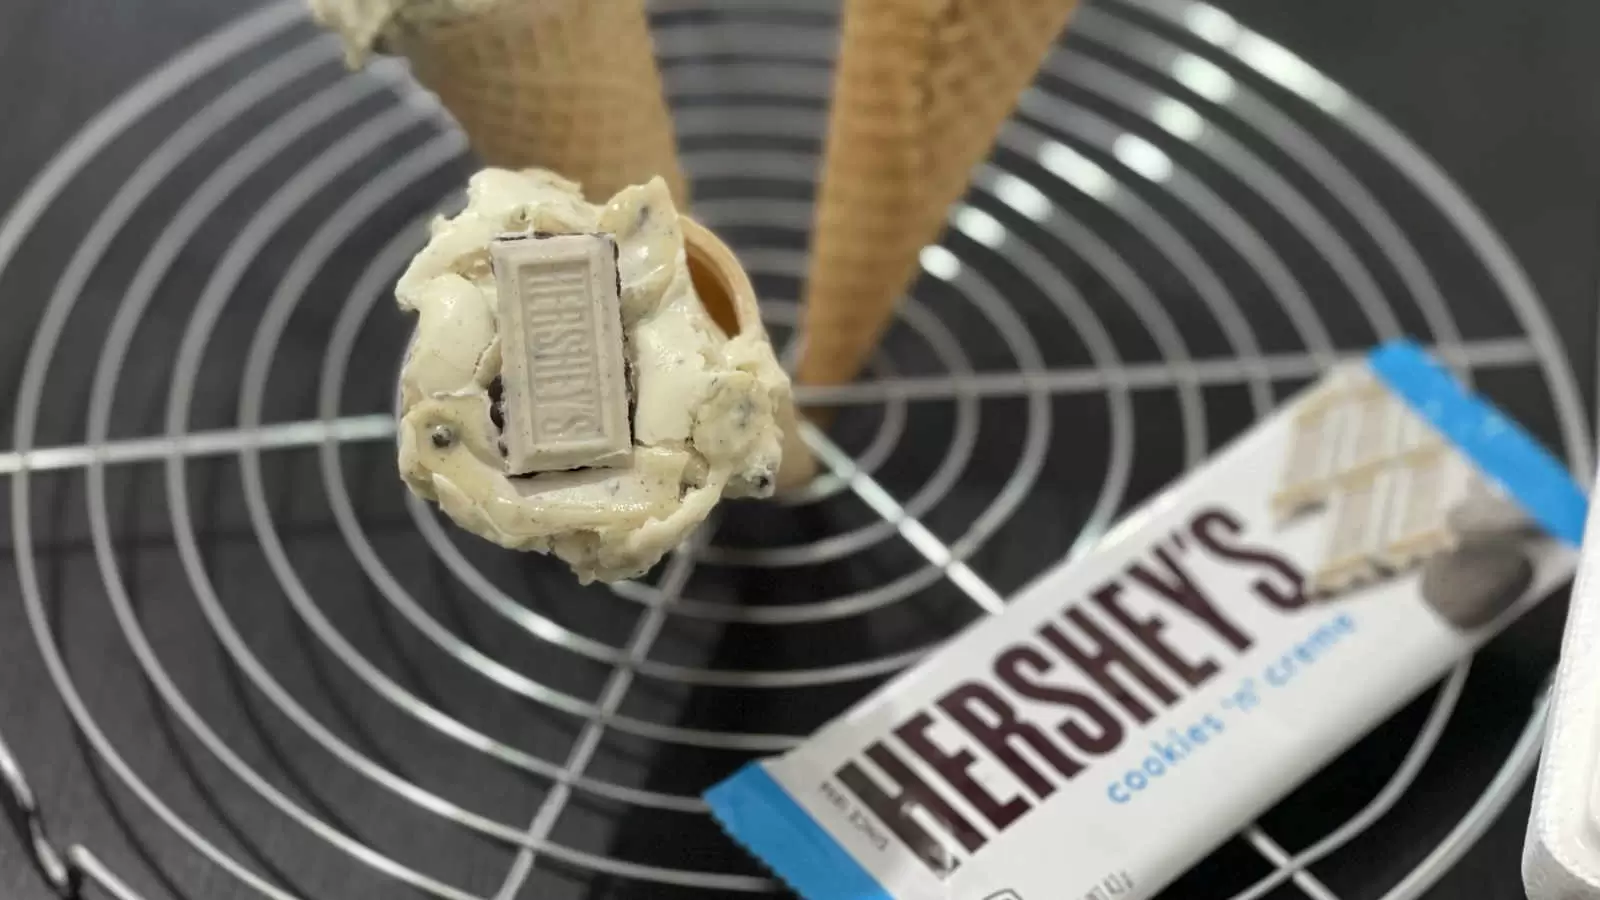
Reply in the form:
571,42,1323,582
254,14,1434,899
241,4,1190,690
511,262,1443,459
1274,369,1527,601
707,342,1587,900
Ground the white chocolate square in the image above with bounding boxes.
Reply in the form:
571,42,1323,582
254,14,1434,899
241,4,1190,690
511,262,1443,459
491,233,632,474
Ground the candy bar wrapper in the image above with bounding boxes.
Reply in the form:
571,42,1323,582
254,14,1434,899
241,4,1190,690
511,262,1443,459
706,342,1587,900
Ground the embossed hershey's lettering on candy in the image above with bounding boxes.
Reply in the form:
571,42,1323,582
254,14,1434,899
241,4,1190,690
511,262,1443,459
492,233,631,474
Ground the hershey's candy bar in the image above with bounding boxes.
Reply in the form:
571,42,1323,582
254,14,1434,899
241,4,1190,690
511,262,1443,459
492,233,631,474
706,341,1585,900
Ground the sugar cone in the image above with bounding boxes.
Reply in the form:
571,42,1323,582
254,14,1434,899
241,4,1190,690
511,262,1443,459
797,0,1080,389
683,219,817,492
386,0,690,206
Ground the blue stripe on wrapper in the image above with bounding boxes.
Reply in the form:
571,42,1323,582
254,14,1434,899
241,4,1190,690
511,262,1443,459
1368,339,1587,546
706,763,892,900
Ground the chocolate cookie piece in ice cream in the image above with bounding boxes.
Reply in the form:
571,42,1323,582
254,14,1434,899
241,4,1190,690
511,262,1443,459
395,168,793,582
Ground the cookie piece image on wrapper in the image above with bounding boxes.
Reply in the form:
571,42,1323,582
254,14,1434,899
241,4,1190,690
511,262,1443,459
1419,541,1534,630
1420,489,1538,631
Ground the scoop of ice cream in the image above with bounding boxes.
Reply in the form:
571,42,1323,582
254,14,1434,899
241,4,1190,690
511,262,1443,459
395,167,792,582
308,0,502,63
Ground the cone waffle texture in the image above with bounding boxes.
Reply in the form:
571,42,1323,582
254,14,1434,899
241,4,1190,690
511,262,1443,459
392,0,689,206
681,218,818,491
798,0,1080,388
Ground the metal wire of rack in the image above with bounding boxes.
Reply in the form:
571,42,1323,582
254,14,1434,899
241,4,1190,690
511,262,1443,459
0,0,1588,898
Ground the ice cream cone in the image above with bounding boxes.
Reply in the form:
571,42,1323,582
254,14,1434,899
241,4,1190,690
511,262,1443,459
683,218,817,492
353,0,690,206
797,0,1080,389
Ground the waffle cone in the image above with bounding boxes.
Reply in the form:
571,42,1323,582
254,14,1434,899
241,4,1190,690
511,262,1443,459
682,219,817,492
797,0,1079,388
392,0,689,206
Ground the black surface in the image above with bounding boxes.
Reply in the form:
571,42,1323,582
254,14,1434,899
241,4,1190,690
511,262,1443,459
1,1,1597,899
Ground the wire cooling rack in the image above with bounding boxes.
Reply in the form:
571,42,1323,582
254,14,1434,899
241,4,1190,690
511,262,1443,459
0,0,1589,898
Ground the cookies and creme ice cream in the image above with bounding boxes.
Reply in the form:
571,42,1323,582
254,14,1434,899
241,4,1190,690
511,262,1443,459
395,168,792,583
